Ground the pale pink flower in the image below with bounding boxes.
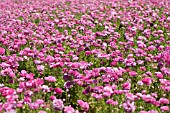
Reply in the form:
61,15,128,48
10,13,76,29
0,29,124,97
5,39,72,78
106,99,118,106
64,105,75,113
52,99,64,111
77,100,89,111
160,106,169,112
44,76,56,82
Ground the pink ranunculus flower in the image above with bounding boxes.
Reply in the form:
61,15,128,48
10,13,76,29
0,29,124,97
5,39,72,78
122,100,136,113
142,77,152,85
0,47,5,55
106,99,118,106
50,95,56,101
162,46,170,66
38,110,46,113
148,110,158,113
64,105,75,113
54,87,63,95
167,16,170,21
160,106,169,112
37,65,45,71
129,71,137,77
44,76,56,82
159,98,169,105
77,100,89,112
122,81,131,90
155,72,163,79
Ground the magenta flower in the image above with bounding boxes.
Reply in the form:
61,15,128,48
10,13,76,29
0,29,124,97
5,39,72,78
54,87,63,95
155,72,163,79
0,47,5,55
129,71,137,77
123,82,131,90
142,77,152,85
161,46,170,66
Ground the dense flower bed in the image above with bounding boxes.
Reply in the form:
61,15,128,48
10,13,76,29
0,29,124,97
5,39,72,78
0,0,170,113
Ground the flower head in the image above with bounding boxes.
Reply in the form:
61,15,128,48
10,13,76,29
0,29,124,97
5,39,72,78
52,99,64,111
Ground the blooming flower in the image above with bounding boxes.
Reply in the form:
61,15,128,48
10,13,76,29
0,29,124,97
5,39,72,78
64,105,75,113
142,77,152,85
52,99,64,111
77,100,89,112
54,87,63,95
38,110,46,113
0,47,5,55
122,100,136,113
160,106,169,112
106,99,118,106
129,71,137,77
44,76,56,82
123,82,131,90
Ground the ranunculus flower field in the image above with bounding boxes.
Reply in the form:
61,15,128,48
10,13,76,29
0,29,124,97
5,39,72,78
0,0,170,112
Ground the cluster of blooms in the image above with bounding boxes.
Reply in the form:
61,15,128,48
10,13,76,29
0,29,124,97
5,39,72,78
0,0,170,112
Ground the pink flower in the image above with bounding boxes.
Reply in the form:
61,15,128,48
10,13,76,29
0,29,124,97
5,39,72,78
50,95,56,101
106,99,118,106
155,72,163,79
167,16,170,21
77,100,89,111
148,110,158,113
29,102,39,109
125,93,137,101
140,66,146,71
52,99,64,111
142,77,152,85
103,85,113,93
36,99,44,105
44,76,56,82
0,47,5,55
122,100,136,113
122,82,131,90
91,93,103,100
139,111,148,113
38,110,46,113
16,103,23,108
54,87,63,95
160,106,169,112
129,71,137,77
64,105,75,113
162,46,170,66
148,45,156,51
37,65,44,71
164,86,170,92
